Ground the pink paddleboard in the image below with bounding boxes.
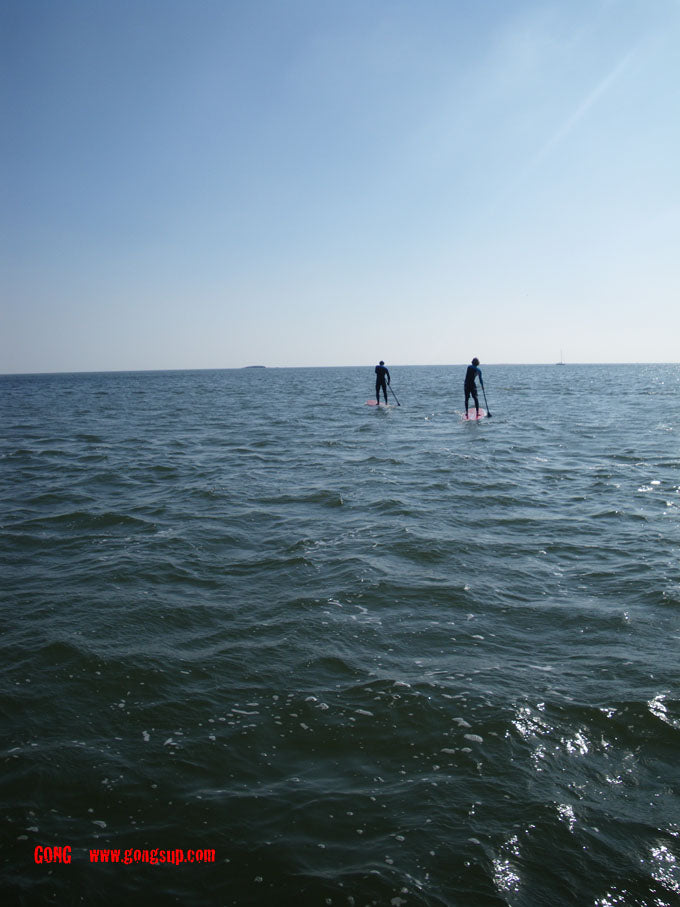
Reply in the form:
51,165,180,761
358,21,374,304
462,408,486,421
366,400,391,407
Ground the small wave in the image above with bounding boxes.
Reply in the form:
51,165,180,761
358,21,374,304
13,510,155,531
388,534,457,564
371,497,414,516
225,553,313,576
74,433,105,443
301,654,365,682
258,490,344,507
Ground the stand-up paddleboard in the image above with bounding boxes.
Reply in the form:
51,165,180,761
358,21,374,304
462,408,486,421
366,400,392,407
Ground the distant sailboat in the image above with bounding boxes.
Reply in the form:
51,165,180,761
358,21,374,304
556,349,565,366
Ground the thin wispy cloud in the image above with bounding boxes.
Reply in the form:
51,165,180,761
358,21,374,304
489,41,643,213
527,45,639,172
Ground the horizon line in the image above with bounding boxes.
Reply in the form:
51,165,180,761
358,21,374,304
1,361,678,378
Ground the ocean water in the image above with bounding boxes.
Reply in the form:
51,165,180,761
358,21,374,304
1,364,679,907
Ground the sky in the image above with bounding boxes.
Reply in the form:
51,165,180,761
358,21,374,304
2,0,679,372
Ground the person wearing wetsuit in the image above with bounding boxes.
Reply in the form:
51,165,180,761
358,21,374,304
464,357,483,417
375,360,390,404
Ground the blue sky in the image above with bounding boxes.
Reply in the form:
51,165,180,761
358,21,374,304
2,0,679,372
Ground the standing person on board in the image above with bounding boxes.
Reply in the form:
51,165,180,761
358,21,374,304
464,357,484,417
375,360,391,405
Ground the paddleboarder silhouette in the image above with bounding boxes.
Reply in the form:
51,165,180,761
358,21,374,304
375,360,390,405
464,357,483,417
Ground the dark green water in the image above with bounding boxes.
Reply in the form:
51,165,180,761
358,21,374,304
2,365,679,905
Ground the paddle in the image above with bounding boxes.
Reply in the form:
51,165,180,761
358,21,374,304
389,384,401,406
481,383,492,417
